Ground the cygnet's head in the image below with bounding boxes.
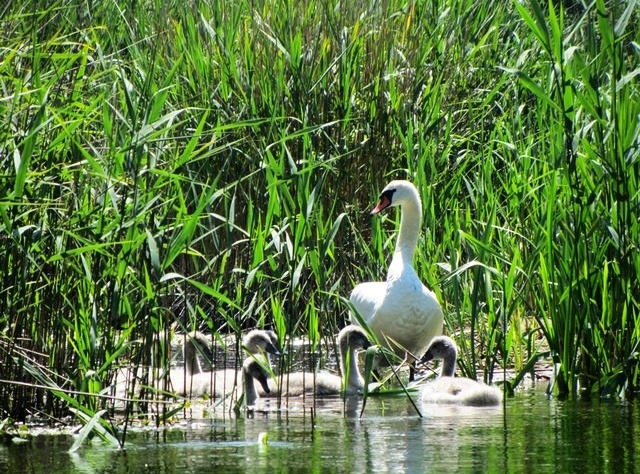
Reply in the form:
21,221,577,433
421,336,457,364
242,357,271,394
243,329,281,356
371,180,419,215
338,325,373,350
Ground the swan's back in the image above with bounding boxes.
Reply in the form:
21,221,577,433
170,367,240,397
421,377,503,407
350,282,386,325
264,371,342,397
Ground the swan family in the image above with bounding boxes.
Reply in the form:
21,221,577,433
116,180,502,412
350,180,443,378
419,336,502,406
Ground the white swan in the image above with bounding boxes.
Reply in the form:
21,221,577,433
350,180,443,376
420,336,502,406
171,329,279,398
254,325,372,401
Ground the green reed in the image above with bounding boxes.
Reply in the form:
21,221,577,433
511,0,639,396
0,0,638,442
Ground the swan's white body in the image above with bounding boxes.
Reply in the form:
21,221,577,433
170,367,241,398
420,336,502,407
251,325,372,403
350,180,443,362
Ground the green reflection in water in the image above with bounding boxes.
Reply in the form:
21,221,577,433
0,388,637,473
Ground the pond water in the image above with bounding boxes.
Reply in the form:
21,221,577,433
1,386,638,473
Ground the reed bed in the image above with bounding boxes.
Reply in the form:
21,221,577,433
0,0,638,443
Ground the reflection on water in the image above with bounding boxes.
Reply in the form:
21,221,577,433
1,388,638,473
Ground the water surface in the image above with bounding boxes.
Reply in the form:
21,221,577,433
1,387,637,473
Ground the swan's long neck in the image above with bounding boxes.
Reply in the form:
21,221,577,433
441,350,457,377
184,341,203,376
243,365,258,405
390,194,422,270
339,338,363,390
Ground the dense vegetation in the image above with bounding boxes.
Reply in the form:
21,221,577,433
1,0,638,433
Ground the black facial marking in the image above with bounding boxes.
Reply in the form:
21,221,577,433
380,188,397,202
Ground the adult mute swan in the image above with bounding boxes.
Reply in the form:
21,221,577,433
253,325,372,401
420,336,502,406
350,180,443,377
171,329,280,398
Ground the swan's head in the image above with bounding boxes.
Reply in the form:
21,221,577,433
243,329,281,356
243,357,271,394
371,180,420,215
338,325,373,351
421,336,457,365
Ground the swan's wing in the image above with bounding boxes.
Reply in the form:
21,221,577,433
349,282,387,325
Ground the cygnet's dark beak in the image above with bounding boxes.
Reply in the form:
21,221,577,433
420,351,434,365
257,374,271,394
265,342,280,356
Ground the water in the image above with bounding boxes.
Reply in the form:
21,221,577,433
1,387,638,473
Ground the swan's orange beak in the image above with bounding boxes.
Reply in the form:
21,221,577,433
371,195,391,215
